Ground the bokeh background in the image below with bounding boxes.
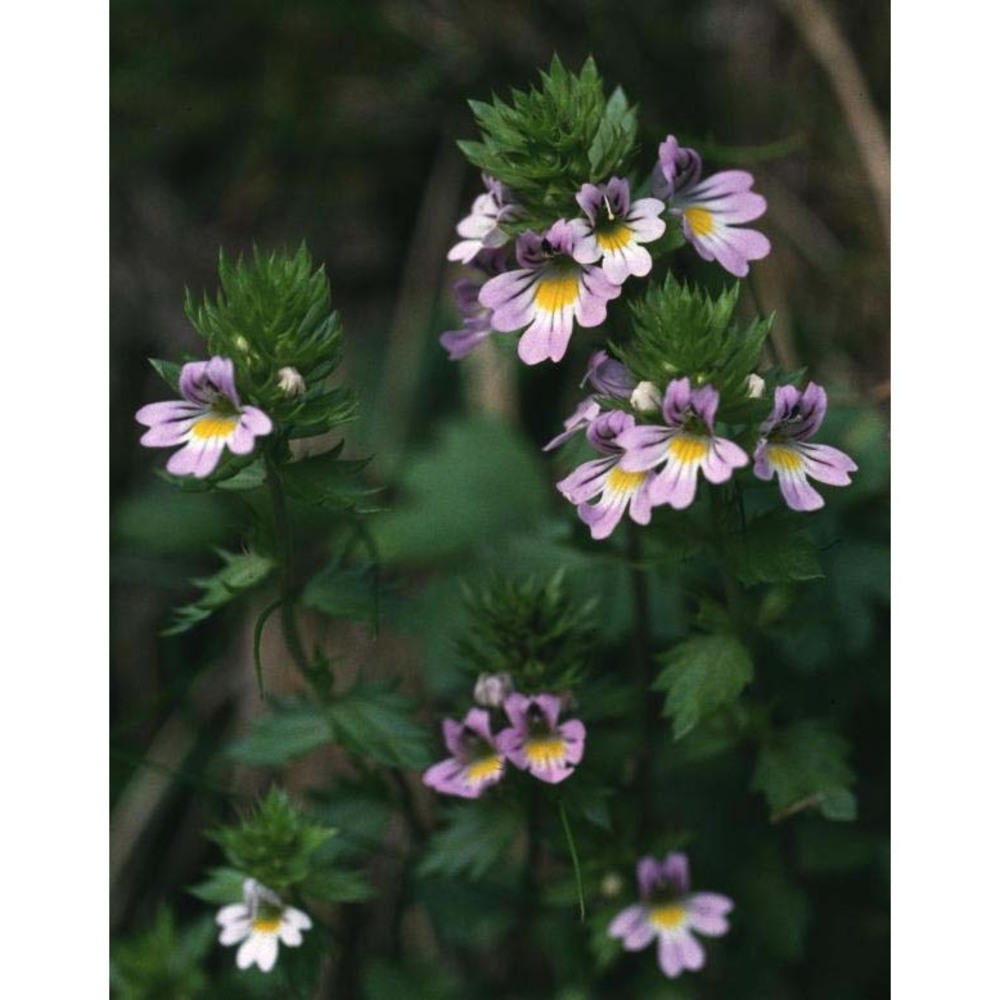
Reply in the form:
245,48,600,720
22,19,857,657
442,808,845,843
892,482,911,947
111,1,889,995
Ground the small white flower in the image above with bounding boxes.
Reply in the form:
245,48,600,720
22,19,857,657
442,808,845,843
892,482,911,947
630,381,663,414
216,878,313,973
277,366,306,397
473,672,513,708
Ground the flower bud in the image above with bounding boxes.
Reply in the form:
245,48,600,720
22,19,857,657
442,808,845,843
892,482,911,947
473,672,513,708
630,380,663,413
277,366,306,397
600,872,624,899
746,373,766,399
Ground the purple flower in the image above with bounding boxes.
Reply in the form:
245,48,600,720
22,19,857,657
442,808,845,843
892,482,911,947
653,135,771,278
496,693,585,784
439,278,497,360
557,411,657,539
609,852,733,980
573,178,666,285
422,708,505,799
583,350,636,398
135,357,272,479
543,397,601,452
479,221,621,365
754,382,858,511
447,175,520,265
616,378,748,510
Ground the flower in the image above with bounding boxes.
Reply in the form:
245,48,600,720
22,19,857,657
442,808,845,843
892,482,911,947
616,378,748,510
543,397,602,452
629,381,663,414
608,852,733,980
573,178,666,285
423,708,506,799
136,357,272,478
439,278,497,360
277,366,305,397
754,382,857,511
557,411,657,540
583,349,635,398
496,693,586,784
474,671,514,708
653,135,770,278
479,221,621,365
447,175,520,265
216,878,313,973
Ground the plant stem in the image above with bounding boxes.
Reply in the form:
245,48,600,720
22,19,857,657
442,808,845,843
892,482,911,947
264,453,315,686
627,520,657,840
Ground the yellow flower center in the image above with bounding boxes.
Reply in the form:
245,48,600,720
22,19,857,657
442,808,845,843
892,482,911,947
649,904,687,931
535,274,580,314
466,756,503,783
191,415,238,440
524,735,566,768
684,207,715,238
607,467,646,494
767,445,803,471
251,917,282,934
668,435,710,465
596,224,633,253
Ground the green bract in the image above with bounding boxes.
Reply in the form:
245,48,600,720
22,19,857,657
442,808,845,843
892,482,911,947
620,275,773,419
185,244,356,437
209,788,335,894
458,55,638,232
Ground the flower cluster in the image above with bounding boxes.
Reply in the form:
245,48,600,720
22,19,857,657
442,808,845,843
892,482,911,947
609,852,733,980
216,878,312,973
423,686,586,797
442,135,769,366
549,355,857,539
136,356,272,478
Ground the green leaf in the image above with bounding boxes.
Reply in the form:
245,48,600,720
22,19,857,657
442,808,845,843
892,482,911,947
148,357,182,392
328,684,432,769
162,549,275,636
305,867,375,904
653,634,754,739
214,457,267,492
370,417,548,566
282,447,377,511
725,512,824,586
188,866,247,905
418,800,523,881
752,719,857,823
227,703,334,767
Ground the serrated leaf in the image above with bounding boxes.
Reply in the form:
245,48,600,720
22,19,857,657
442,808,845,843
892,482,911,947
305,867,375,904
653,634,754,739
328,684,432,769
752,719,857,823
282,449,377,511
188,866,247,905
227,703,334,767
725,512,824,586
214,458,267,492
418,800,523,881
162,549,275,636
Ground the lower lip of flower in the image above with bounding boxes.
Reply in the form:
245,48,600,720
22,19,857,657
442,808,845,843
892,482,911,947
524,735,567,768
668,435,710,464
252,917,282,934
607,467,646,494
596,225,632,253
649,904,687,931
191,414,238,440
684,207,715,237
767,444,804,471
466,756,503,783
535,273,580,314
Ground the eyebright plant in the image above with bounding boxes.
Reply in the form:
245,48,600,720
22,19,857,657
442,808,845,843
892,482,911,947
124,54,882,998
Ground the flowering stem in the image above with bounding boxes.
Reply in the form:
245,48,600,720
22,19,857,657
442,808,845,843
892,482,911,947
264,453,318,689
558,798,586,922
627,520,657,838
